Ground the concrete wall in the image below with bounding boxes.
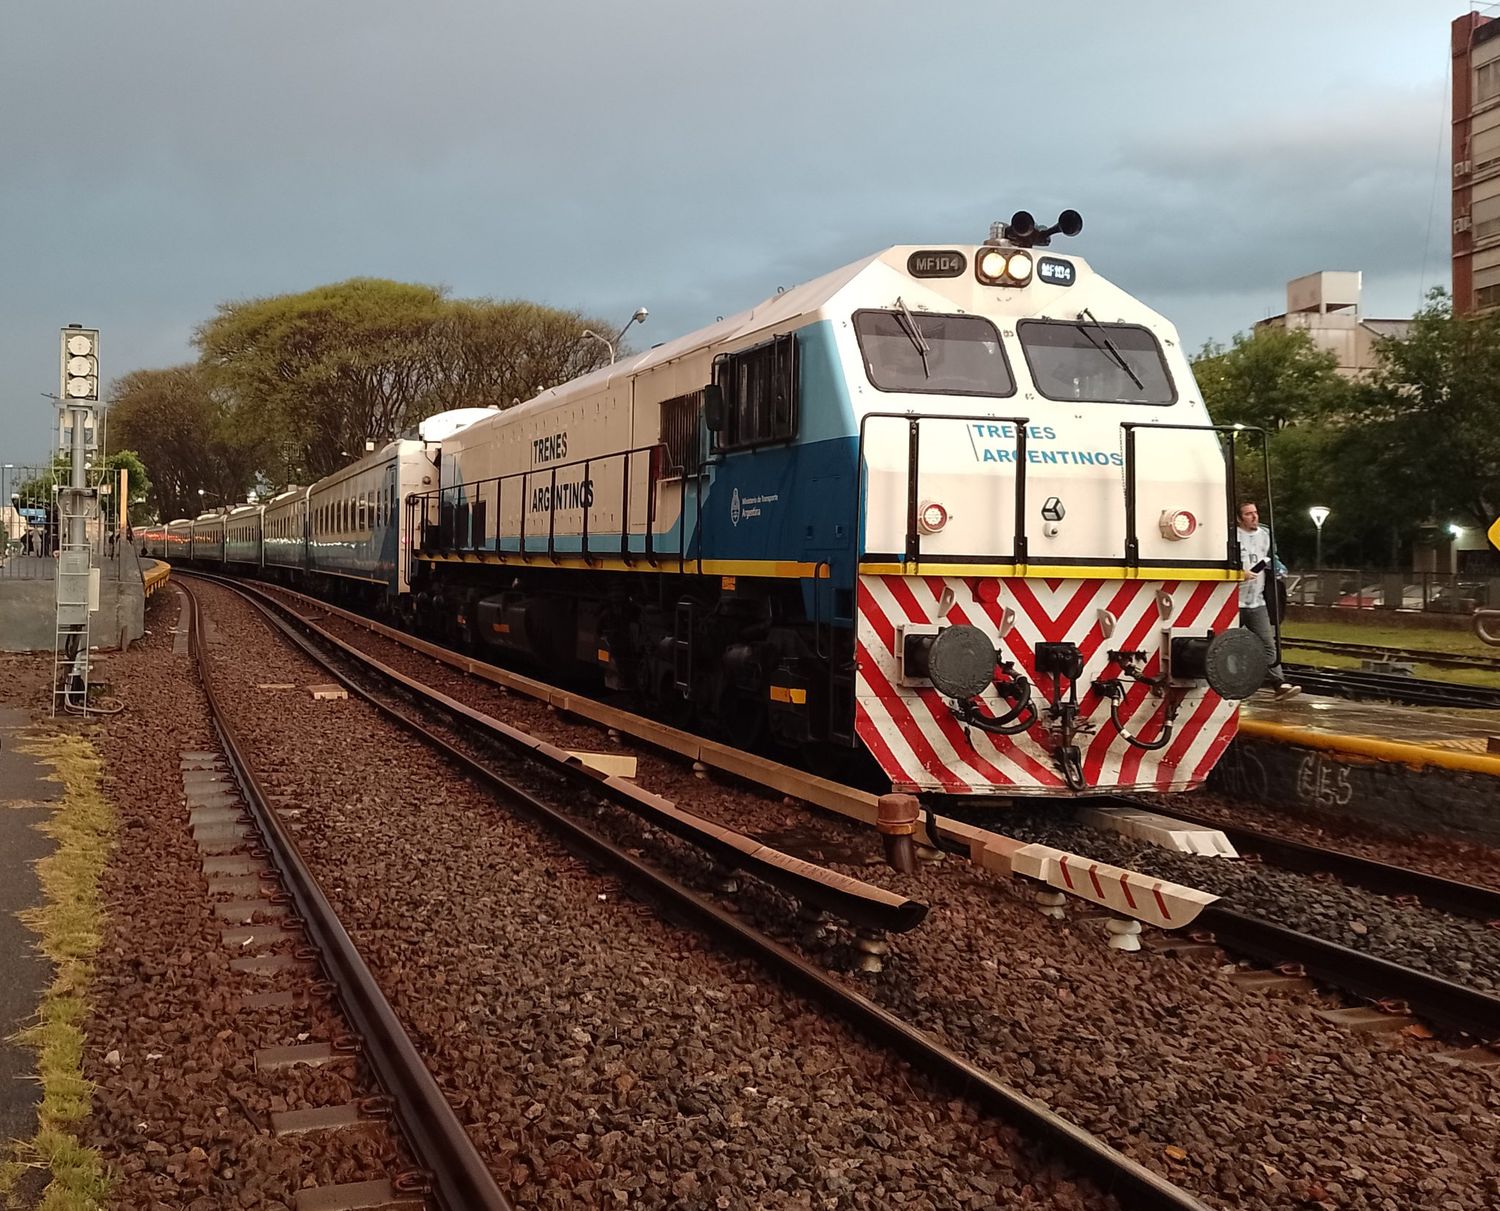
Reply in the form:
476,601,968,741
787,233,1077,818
0,552,146,653
1212,736,1500,846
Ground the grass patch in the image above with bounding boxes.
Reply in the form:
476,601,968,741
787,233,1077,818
1280,646,1500,690
1281,618,1496,659
0,731,113,1210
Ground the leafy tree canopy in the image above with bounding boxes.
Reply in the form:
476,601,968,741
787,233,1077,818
194,279,616,483
1192,325,1348,431
108,365,263,521
1348,288,1500,531
1194,289,1500,568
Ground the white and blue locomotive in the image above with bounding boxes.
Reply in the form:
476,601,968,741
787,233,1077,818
153,215,1265,797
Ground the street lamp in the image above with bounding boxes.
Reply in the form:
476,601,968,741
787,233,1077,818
1308,505,1330,571
581,306,649,365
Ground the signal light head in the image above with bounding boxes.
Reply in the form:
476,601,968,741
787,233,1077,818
59,327,100,402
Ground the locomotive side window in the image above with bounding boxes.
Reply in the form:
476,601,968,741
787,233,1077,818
658,390,704,476
712,333,797,451
1017,319,1175,405
854,310,1015,397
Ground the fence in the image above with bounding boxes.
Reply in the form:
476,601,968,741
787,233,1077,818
1,461,133,581
1283,568,1500,614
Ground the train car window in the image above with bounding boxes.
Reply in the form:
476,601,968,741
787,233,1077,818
1017,319,1176,405
658,391,704,476
712,333,797,451
854,310,1016,397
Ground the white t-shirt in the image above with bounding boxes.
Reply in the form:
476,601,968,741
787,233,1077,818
1238,525,1271,608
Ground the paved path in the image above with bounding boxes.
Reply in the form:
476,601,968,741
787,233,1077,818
0,705,59,1192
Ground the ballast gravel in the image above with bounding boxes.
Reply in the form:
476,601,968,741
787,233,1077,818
3,595,416,1210
996,812,1500,996
1163,789,1500,896
278,588,1500,1211
190,580,1110,1210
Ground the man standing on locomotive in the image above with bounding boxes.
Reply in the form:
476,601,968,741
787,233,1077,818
1237,501,1302,702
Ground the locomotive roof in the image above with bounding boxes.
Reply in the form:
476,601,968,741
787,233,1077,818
515,248,893,417
499,243,1115,424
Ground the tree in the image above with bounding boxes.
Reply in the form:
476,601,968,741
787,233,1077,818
98,449,153,527
107,365,263,520
1191,326,1356,566
1192,325,1348,431
423,298,616,413
195,279,616,484
1351,288,1500,532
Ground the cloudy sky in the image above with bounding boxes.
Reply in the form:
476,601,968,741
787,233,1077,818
0,0,1462,463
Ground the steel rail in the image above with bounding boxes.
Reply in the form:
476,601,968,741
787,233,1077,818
189,572,927,935
1128,802,1500,924
186,571,1215,1211
177,580,514,1211
1284,636,1500,672
1193,904,1500,1040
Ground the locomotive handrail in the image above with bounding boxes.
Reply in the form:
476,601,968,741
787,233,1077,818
857,414,1266,575
1118,421,1263,573
409,441,679,568
855,411,1032,566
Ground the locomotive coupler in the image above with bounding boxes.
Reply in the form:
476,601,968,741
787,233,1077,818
1033,642,1094,790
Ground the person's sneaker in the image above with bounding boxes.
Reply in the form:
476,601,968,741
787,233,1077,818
1273,682,1302,701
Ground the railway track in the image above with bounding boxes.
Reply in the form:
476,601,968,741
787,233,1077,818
1186,904,1500,1042
1281,662,1500,709
1133,801,1500,924
209,571,1500,1047
182,570,1214,1211
1282,635,1500,672
1071,797,1500,1043
178,579,514,1211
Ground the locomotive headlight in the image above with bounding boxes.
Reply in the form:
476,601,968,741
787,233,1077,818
1006,252,1033,282
918,500,948,534
976,248,1008,283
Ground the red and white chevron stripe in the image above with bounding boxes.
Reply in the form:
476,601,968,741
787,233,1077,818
855,573,1241,795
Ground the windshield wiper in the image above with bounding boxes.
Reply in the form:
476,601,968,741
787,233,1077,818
894,297,931,379
1075,308,1144,391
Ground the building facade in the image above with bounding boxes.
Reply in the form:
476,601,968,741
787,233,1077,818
1252,271,1409,378
1453,11,1500,314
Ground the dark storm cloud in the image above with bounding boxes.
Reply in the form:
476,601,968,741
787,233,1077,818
0,0,1453,461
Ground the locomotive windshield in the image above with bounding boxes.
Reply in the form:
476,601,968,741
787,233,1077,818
1017,318,1175,405
854,310,1015,397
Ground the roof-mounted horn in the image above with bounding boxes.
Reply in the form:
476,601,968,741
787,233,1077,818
986,209,1083,249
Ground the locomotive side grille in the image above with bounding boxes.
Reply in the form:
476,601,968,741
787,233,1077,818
658,390,704,477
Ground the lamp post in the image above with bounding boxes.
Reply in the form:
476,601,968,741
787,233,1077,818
581,307,649,365
1308,505,1330,571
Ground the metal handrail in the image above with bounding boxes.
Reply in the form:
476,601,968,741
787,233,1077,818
410,441,683,566
855,411,1032,565
1119,421,1263,573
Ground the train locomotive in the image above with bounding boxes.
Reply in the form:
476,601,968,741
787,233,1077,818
151,212,1266,798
